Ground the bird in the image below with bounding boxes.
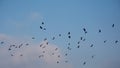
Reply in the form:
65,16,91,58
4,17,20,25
39,55,44,58
20,54,23,56
52,37,55,40
98,29,101,33
46,42,49,45
65,60,68,63
83,28,87,34
11,54,14,56
40,26,43,29
104,40,107,43
80,37,83,40
67,47,71,50
43,28,46,30
57,61,59,64
83,61,86,65
58,55,60,58
59,34,61,37
42,22,44,25
92,55,95,59
42,51,45,53
77,45,80,48
65,53,68,56
90,44,93,47
77,41,80,44
32,37,35,39
0,41,4,44
83,38,86,41
26,43,29,46
40,44,43,47
68,32,70,35
52,53,54,55
68,36,71,39
112,24,114,28
115,40,118,43
55,48,58,51
68,43,70,45
44,38,47,41
8,48,11,51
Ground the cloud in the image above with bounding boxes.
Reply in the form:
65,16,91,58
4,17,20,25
0,33,73,68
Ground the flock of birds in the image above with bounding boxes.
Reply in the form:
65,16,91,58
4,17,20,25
0,22,119,67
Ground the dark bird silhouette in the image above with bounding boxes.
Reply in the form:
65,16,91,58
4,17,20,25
0,41,4,44
57,61,59,63
68,43,70,45
42,51,45,53
43,28,46,30
83,61,86,65
44,38,47,41
46,42,49,45
52,53,54,55
68,36,71,39
40,26,43,29
26,43,29,46
65,60,68,63
104,40,107,43
68,32,70,35
40,44,43,47
99,29,101,33
8,48,11,51
92,55,95,59
55,48,58,51
90,44,93,47
20,54,23,56
65,53,68,56
42,22,44,25
77,45,80,48
83,28,87,34
52,37,55,40
112,24,114,28
39,55,44,58
77,41,80,44
59,34,61,37
11,54,14,56
32,37,35,39
58,55,60,58
80,37,83,40
67,47,71,50
115,40,118,43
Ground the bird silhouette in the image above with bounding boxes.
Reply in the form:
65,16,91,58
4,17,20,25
42,22,44,25
98,29,101,33
0,41,4,44
112,24,114,28
83,61,86,65
115,40,118,43
90,44,93,47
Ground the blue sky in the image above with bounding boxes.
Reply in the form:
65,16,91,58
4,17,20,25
0,0,120,68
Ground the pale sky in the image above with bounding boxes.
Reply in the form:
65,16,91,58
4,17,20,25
0,0,120,68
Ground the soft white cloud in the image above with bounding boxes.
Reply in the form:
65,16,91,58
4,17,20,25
0,34,73,68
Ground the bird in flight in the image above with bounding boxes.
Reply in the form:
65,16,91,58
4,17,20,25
112,24,114,28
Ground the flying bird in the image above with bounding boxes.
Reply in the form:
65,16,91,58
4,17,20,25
68,36,71,39
32,37,35,39
90,44,93,47
59,34,61,37
42,22,44,25
40,26,43,29
68,32,70,35
83,28,87,34
83,61,86,65
115,40,118,43
112,24,114,28
0,41,4,44
98,29,101,33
